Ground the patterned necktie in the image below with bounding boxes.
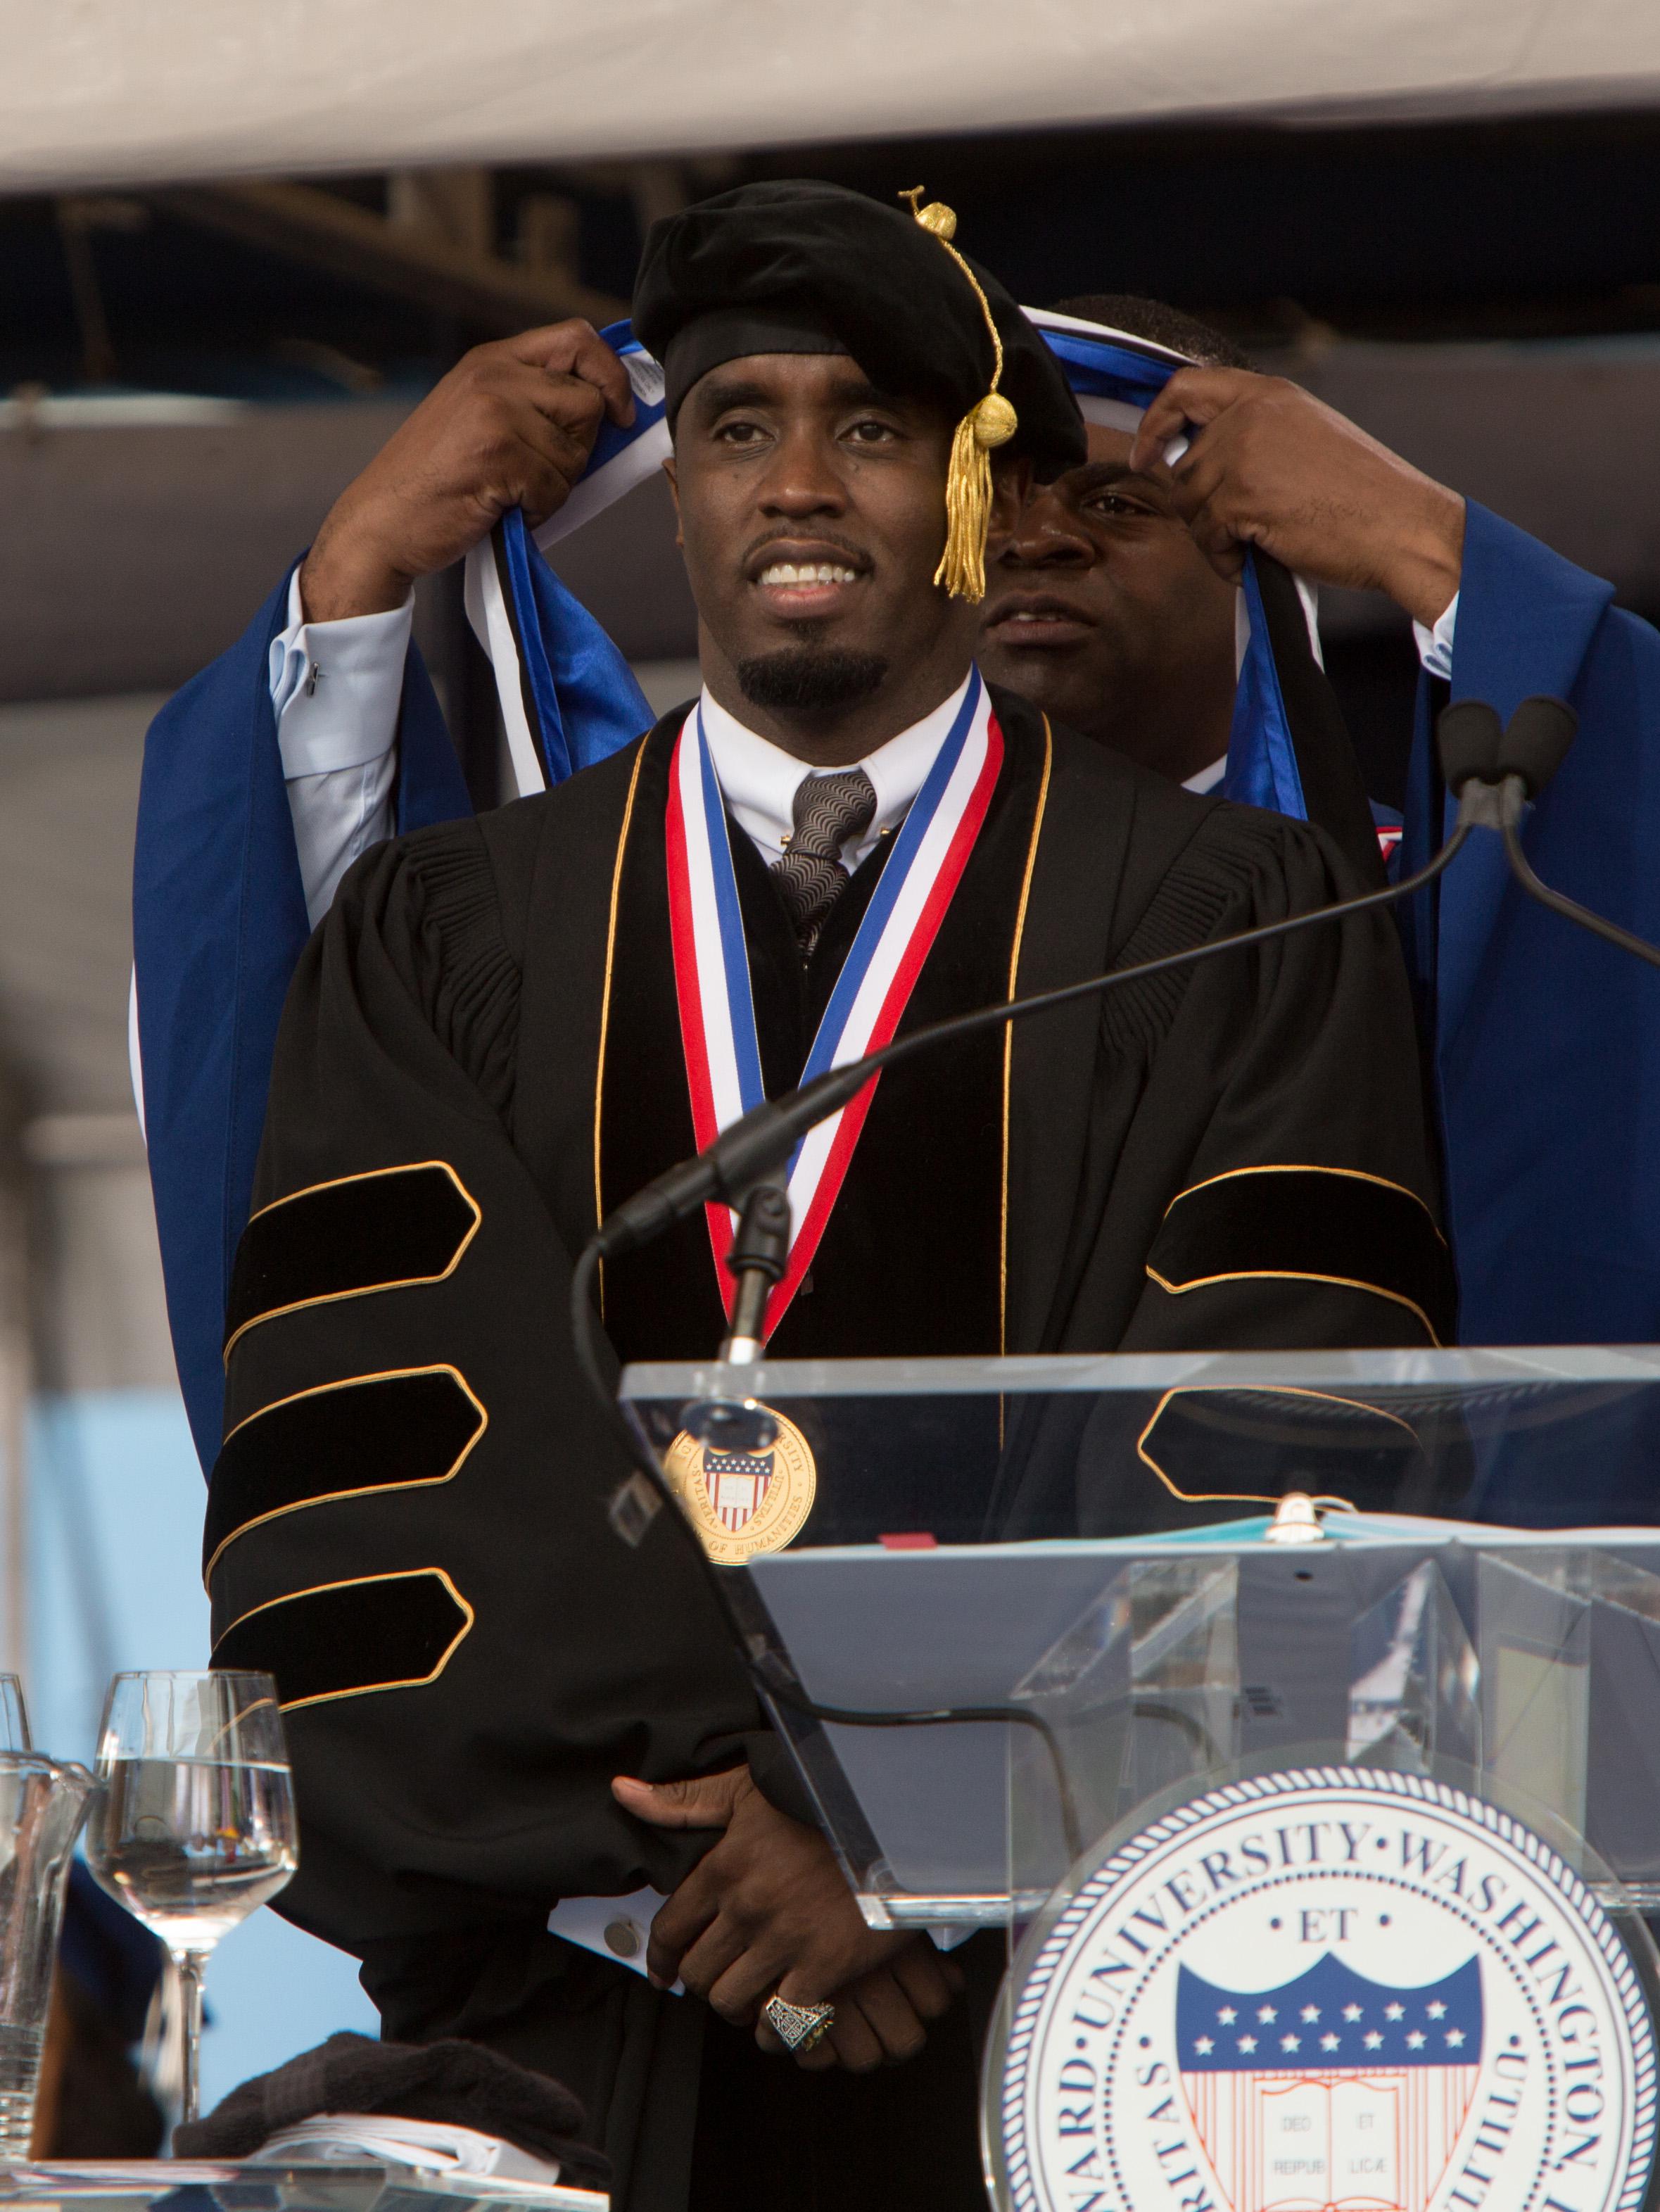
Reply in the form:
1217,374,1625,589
771,767,878,956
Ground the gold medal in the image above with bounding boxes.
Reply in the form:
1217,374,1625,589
661,1410,817,1565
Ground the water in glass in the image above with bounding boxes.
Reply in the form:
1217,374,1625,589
85,1671,295,2129
89,1757,297,1948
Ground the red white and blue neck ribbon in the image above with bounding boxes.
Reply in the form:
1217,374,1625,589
665,668,1003,1335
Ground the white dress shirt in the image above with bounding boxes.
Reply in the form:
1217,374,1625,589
1413,592,1459,681
266,588,1461,926
1184,757,1227,795
697,671,970,870
269,571,411,925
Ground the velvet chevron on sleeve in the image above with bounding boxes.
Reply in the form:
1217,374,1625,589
206,805,766,1961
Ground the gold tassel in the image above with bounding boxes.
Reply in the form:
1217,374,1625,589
901,189,1019,602
936,393,1018,600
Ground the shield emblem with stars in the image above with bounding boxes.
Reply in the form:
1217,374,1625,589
1178,1953,1482,2212
661,1408,818,1563
702,1446,774,1532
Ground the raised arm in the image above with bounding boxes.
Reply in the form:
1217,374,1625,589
1130,366,1466,633
137,323,638,1463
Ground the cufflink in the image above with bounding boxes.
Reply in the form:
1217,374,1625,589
603,1917,642,1959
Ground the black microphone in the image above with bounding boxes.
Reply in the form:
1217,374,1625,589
1434,699,1502,795
705,703,1554,1377
1497,694,1578,795
597,693,1660,1391
719,1179,790,1367
1448,693,1660,975
586,691,1660,1492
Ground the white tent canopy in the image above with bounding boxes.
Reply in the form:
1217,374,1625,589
7,0,1660,195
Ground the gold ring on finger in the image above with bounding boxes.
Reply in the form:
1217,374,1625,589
762,1994,835,2054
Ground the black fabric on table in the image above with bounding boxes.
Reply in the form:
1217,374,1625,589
173,2028,607,2187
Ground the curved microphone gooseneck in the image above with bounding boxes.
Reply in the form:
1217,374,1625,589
1485,696,1660,975
585,833,1473,1278
576,690,1660,1872
566,720,1513,1866
1440,694,1660,973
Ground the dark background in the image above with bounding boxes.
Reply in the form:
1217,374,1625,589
10,110,1660,391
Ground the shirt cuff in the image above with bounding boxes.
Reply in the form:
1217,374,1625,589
1412,591,1459,682
268,568,414,778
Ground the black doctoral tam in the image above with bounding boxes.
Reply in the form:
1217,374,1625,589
633,176,1086,479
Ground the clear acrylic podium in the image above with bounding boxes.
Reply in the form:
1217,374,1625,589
619,1348,1660,1930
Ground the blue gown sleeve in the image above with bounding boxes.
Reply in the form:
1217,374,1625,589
134,562,471,1469
1398,501,1660,1345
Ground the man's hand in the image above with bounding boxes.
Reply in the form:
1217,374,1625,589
612,1767,958,2071
300,322,635,622
1129,369,1465,629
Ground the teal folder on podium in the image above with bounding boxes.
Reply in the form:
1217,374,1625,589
621,1348,1660,2212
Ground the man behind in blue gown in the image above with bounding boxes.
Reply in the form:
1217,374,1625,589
974,296,1660,1360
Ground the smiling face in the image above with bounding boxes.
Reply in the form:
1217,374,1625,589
664,351,991,766
977,422,1238,783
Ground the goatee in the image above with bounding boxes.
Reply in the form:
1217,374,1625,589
736,647,889,714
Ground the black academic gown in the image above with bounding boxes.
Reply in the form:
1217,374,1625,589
205,688,1450,2210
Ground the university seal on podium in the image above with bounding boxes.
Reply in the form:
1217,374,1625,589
992,1767,1656,2212
662,1410,816,1564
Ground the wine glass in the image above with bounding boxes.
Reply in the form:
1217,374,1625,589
84,1671,298,2127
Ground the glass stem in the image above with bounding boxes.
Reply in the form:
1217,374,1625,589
175,1949,207,2129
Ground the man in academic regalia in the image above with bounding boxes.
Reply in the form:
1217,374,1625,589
979,296,1256,792
978,295,1418,886
975,308,1660,1355
201,181,1445,2208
